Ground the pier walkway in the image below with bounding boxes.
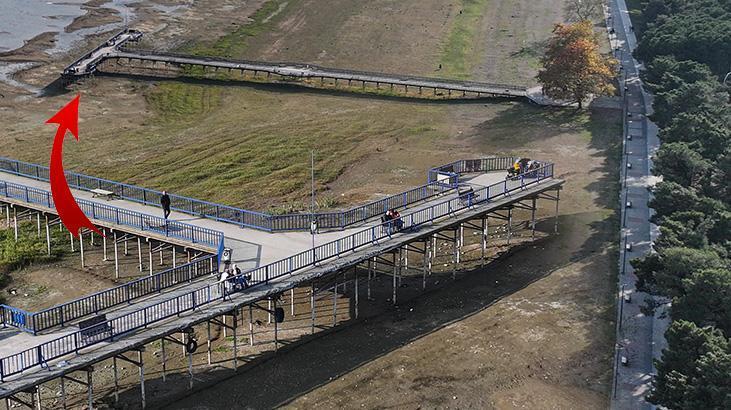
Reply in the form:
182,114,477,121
0,158,562,405
61,30,542,102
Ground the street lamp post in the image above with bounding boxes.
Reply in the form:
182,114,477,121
310,151,317,260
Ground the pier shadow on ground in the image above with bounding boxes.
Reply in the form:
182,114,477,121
100,208,616,408
44,70,526,107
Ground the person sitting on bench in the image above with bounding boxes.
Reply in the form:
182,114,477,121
459,186,474,205
391,209,404,231
232,264,249,289
381,210,394,234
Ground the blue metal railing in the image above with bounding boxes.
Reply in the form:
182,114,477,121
0,162,554,382
0,180,223,249
0,305,34,334
0,156,515,232
427,157,516,185
1,256,218,335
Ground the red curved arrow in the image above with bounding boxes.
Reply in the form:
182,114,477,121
46,95,101,238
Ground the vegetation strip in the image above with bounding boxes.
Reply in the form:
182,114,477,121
628,1,731,408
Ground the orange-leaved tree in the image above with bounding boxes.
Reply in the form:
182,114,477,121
537,21,617,108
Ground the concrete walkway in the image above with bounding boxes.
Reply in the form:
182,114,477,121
0,170,512,361
608,0,664,408
1,171,505,270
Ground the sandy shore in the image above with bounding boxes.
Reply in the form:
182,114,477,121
66,0,123,33
0,32,57,61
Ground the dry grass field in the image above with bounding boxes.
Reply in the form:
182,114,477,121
0,0,620,408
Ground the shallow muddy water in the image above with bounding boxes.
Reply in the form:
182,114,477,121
0,0,145,55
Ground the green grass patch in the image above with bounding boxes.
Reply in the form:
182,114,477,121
183,0,294,59
145,0,295,122
440,0,490,79
145,83,222,120
0,222,68,302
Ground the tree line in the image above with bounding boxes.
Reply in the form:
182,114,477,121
630,1,731,408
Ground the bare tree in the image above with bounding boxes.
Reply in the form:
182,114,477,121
565,0,603,22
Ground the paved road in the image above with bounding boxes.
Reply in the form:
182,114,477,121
608,0,664,408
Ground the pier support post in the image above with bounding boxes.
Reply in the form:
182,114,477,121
87,367,94,410
45,216,51,256
431,234,437,264
452,229,458,280
398,248,403,287
113,231,119,279
392,250,398,305
507,207,513,246
138,350,146,409
332,280,338,326
124,238,129,256
187,333,194,390
60,376,67,409
102,228,108,261
481,216,488,267
13,208,18,241
531,197,537,241
79,230,85,268
554,189,560,234
352,268,358,319
458,224,464,264
249,304,255,346
70,232,74,252
422,239,428,290
367,258,373,300
428,237,434,274
138,237,143,272
113,357,119,403
148,241,153,276
291,288,295,316
172,247,177,268
232,312,239,371
161,337,167,381
267,299,272,324
36,213,41,239
34,385,41,410
311,284,316,334
207,321,212,365
273,296,279,352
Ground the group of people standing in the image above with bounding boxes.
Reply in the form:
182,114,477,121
507,158,541,179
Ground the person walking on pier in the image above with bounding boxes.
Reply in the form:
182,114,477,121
160,191,171,221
